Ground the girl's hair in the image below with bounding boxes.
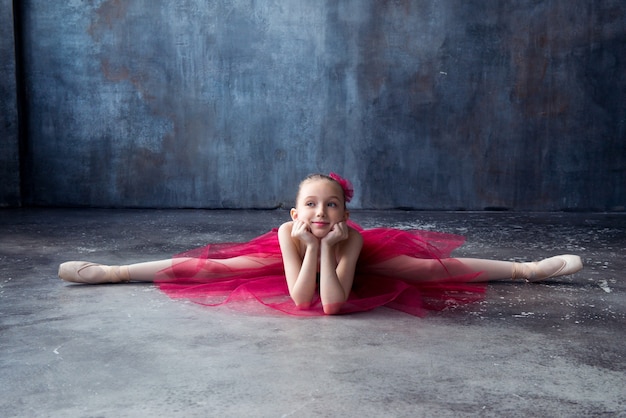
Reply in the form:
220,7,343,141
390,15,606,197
296,173,351,207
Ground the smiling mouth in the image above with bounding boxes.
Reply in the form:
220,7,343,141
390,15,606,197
311,221,330,227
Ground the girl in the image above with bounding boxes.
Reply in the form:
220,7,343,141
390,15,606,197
58,173,583,316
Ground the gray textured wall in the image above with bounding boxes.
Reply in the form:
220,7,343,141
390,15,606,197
12,0,626,210
0,0,20,207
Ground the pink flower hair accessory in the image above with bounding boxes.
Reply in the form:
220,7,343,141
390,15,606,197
329,172,354,203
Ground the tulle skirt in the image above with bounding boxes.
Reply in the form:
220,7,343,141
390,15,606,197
155,222,485,316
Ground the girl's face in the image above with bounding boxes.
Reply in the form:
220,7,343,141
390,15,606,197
291,179,349,238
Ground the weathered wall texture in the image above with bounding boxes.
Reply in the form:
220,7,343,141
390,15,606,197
0,0,20,207
13,0,626,209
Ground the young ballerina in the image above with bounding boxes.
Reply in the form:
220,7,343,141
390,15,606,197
58,173,583,316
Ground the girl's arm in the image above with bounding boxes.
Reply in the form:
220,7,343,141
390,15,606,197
319,224,363,315
278,222,318,309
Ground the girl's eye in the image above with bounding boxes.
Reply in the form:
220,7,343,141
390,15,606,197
306,202,315,207
327,202,337,207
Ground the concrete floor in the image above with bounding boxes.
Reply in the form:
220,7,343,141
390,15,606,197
0,208,624,417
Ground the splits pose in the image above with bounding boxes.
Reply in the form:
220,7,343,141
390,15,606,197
59,173,582,316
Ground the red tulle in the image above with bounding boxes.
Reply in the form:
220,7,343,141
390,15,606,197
155,222,485,316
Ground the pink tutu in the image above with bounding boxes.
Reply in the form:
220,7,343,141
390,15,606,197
155,222,485,316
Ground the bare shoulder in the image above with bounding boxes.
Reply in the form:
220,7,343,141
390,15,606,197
278,221,304,259
345,225,363,252
348,225,363,241
278,221,294,243
278,221,293,235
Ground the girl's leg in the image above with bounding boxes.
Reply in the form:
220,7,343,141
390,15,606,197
442,258,513,282
58,259,175,284
369,255,582,283
460,255,583,282
59,255,281,284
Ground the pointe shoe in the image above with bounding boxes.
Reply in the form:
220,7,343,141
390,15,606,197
512,255,583,282
58,262,130,284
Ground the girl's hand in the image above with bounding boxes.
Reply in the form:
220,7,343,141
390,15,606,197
291,220,319,247
321,221,349,247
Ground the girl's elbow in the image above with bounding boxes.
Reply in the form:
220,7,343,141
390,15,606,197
295,301,312,310
323,302,344,315
290,293,313,310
